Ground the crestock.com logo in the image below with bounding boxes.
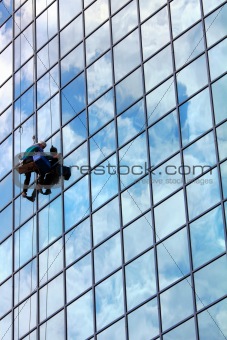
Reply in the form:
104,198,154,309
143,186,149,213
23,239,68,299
14,153,213,190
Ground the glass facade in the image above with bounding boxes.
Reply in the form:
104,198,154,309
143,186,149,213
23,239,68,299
0,0,227,339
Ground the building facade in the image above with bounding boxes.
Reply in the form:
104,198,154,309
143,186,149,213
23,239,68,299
0,0,227,339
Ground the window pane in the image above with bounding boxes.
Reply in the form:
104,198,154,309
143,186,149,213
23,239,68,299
177,55,208,103
139,0,166,21
179,88,212,146
95,270,124,330
170,0,201,37
205,4,227,47
85,0,109,36
216,121,227,161
114,29,140,82
124,212,153,262
0,173,12,211
220,161,227,199
126,250,156,310
110,0,129,14
186,168,220,220
190,206,225,269
14,58,34,100
36,2,57,50
154,190,186,240
14,259,36,305
14,87,35,128
212,74,227,124
97,318,126,340
87,52,112,103
64,142,88,186
37,37,58,78
67,291,93,339
0,107,12,141
158,228,190,290
174,23,204,70
0,0,12,25
94,233,121,282
14,293,37,339
93,197,120,245
144,45,172,92
66,253,92,302
128,299,159,339
61,43,84,87
37,65,59,108
60,15,83,57
0,78,12,113
0,204,12,242
160,278,194,331
40,310,65,340
0,278,12,318
112,1,138,44
121,176,151,225
209,38,227,80
0,313,12,340
86,22,110,65
163,318,196,340
0,44,12,86
142,6,169,60
14,24,34,71
194,255,227,310
38,94,60,140
59,0,82,28
0,135,12,179
198,298,227,339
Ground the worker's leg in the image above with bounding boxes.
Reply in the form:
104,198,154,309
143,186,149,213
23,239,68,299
22,172,31,196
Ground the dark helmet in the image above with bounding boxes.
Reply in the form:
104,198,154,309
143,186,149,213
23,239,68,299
50,145,57,153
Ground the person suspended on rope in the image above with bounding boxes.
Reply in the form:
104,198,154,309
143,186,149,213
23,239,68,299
21,141,47,198
25,145,60,202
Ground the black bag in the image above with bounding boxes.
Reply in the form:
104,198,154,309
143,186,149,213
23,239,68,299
62,166,71,180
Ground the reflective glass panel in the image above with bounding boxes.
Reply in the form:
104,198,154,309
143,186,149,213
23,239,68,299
59,0,82,28
0,313,11,340
0,0,12,25
60,15,83,57
186,168,220,220
149,110,179,167
121,176,151,225
128,299,159,339
124,212,153,262
14,293,37,339
154,189,186,240
170,0,201,37
0,278,12,318
220,161,227,199
90,121,115,167
87,51,112,103
15,218,36,270
39,310,65,340
212,74,227,124
114,29,140,82
97,318,126,340
61,43,84,87
14,259,36,306
14,24,34,71
91,154,118,210
198,297,227,339
190,206,225,269
36,2,58,50
88,89,114,135
0,204,12,242
0,107,12,142
39,274,64,322
14,87,35,128
179,88,212,146
116,67,143,114
86,22,110,65
110,0,129,14
0,17,12,52
39,238,63,285
144,45,172,92
94,232,121,282
146,77,176,125
65,217,91,266
14,58,34,100
66,253,92,302
158,228,190,290
37,65,59,108
194,255,227,310
183,131,216,182
0,78,12,114
62,110,87,156
160,277,194,331
119,132,148,188
38,94,60,140
112,1,138,44
0,173,12,211
39,196,62,250
36,0,52,15
37,37,58,78
142,6,169,60
95,270,124,330
205,4,227,47
61,73,86,124
0,44,12,86
139,0,166,21
93,197,120,245
117,99,145,147
126,250,156,310
209,38,227,80
0,135,12,179
85,0,109,36
174,23,204,70
67,291,93,339
177,55,208,103
14,0,33,35
64,175,90,230
163,318,196,340
216,121,227,161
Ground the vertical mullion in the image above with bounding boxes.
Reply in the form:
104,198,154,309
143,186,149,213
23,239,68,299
108,0,129,339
